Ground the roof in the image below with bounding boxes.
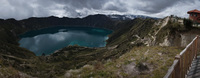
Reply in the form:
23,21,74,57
187,9,200,14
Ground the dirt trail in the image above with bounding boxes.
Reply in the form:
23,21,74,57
155,16,169,35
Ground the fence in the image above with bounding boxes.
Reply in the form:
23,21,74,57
164,35,200,78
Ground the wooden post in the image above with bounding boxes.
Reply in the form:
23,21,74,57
196,35,199,59
180,55,184,78
175,54,181,78
186,50,189,72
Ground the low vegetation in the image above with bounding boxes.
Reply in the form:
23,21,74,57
183,18,193,29
61,46,183,78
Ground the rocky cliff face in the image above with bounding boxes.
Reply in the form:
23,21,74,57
119,15,200,47
153,16,199,47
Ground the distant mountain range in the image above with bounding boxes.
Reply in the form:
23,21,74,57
17,14,159,31
106,14,160,21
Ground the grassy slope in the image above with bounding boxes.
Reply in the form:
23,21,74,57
58,18,184,78
59,18,195,78
107,18,156,46
61,46,182,78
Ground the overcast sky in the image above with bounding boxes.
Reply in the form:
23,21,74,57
0,0,200,20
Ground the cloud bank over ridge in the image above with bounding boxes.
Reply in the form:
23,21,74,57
0,0,200,20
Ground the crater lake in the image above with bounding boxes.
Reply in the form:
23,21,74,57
19,26,112,56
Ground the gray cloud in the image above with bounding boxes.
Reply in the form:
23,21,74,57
0,0,199,20
0,0,34,19
136,0,181,13
55,0,106,9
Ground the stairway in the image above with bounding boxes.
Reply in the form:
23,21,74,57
187,56,200,78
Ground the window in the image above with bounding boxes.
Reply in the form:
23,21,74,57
195,14,197,17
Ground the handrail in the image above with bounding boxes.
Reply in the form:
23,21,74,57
164,35,199,78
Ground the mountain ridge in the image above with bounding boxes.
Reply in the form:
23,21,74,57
0,15,199,77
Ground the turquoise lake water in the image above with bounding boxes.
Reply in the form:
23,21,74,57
19,27,112,56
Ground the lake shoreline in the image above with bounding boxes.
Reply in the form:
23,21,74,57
19,26,113,56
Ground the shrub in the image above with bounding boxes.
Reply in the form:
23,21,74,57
183,18,193,29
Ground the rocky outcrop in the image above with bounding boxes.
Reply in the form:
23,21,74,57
108,15,200,47
155,16,200,47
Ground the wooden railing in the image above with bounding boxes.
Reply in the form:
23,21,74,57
164,35,200,78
